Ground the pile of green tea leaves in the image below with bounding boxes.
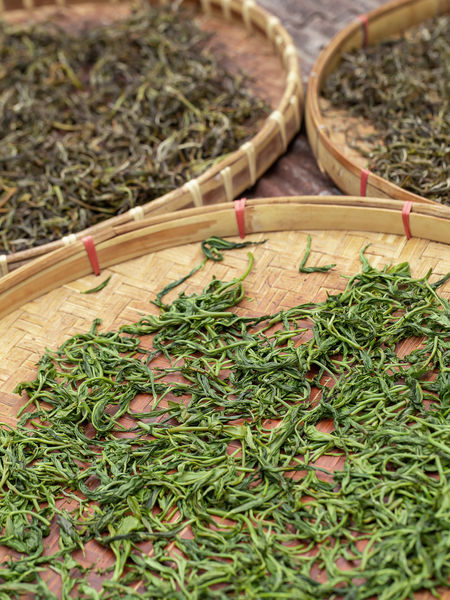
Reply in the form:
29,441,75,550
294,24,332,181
322,14,449,204
0,242,449,599
0,3,268,253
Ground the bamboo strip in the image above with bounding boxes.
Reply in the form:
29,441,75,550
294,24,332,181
0,0,302,272
242,0,256,30
0,196,448,320
305,0,450,204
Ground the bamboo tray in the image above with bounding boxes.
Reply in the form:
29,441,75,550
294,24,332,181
0,196,449,598
0,0,302,275
305,0,449,203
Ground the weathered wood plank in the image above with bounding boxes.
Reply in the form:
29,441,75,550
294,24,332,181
248,0,387,199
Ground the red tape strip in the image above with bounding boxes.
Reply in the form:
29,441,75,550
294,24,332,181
82,235,100,276
234,197,246,240
402,201,413,240
360,168,369,196
357,14,369,47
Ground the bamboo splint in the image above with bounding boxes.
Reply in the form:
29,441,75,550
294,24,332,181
0,196,448,320
305,0,449,203
0,0,302,273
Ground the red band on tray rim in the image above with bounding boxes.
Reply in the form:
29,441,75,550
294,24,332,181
234,197,246,239
360,168,369,197
82,235,101,276
402,201,413,240
357,14,369,47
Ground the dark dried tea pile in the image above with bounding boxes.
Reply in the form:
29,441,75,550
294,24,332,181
323,14,449,204
0,238,449,599
0,4,268,253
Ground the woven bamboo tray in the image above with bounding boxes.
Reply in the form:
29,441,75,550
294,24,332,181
305,0,449,203
0,196,449,598
0,0,302,275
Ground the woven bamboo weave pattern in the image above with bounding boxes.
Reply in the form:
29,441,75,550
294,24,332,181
1,228,448,422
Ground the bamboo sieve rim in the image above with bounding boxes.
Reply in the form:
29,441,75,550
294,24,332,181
0,195,448,320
